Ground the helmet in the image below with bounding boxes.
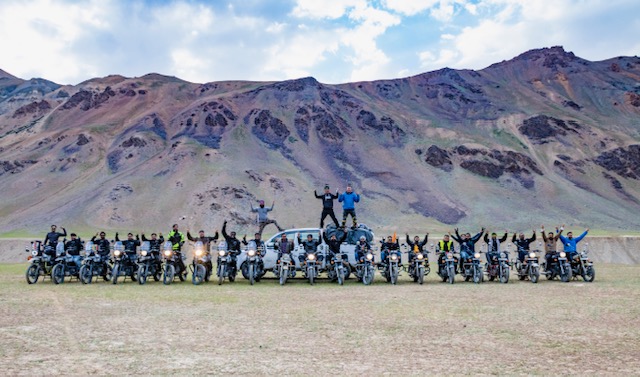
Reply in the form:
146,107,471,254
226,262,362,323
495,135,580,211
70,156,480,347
359,236,366,241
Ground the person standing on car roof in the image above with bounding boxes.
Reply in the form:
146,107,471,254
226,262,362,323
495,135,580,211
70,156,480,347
315,185,340,228
250,199,284,236
338,183,360,229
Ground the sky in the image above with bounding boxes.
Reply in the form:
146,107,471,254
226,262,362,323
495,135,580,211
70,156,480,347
1,0,639,85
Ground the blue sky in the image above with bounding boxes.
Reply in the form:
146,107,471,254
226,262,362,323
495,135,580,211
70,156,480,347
1,0,638,85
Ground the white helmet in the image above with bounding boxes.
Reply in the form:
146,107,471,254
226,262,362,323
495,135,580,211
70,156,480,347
360,236,366,241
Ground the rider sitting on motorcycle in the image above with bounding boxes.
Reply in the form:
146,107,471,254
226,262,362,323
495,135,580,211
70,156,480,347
541,225,563,271
243,232,267,270
512,230,536,263
437,234,456,273
168,224,187,273
275,233,295,265
323,230,347,261
298,233,323,266
188,229,218,271
355,236,373,263
380,236,401,267
559,228,589,262
484,231,508,264
451,228,484,271
406,233,428,263
141,232,164,263
91,232,111,261
222,221,242,272
65,233,84,269
115,232,140,264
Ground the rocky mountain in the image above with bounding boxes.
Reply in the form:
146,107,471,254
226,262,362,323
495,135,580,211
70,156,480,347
1,46,640,237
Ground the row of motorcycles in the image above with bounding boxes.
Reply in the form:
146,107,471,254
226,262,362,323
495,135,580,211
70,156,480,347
435,243,596,284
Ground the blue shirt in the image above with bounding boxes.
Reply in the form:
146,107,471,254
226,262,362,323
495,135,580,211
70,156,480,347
559,231,588,252
338,192,360,210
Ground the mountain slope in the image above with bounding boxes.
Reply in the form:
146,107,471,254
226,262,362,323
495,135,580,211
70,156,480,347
1,46,640,236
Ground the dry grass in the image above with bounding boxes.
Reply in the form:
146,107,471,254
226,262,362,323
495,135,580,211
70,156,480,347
1,263,639,376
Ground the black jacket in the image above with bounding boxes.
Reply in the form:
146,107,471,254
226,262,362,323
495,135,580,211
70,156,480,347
187,231,219,251
141,235,165,253
243,238,266,256
406,235,428,252
65,239,83,256
91,236,111,257
222,223,241,253
512,232,536,252
115,233,141,254
323,232,347,254
44,228,67,246
298,237,321,254
315,190,339,209
484,233,508,253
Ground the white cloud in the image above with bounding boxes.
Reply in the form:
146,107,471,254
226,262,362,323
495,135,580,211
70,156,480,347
291,0,361,19
382,0,439,16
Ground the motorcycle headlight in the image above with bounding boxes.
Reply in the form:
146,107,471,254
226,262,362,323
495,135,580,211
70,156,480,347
529,252,536,258
308,254,316,260
417,253,424,260
195,248,204,257
500,252,506,258
141,250,148,256
164,250,172,257
446,252,453,259
114,250,121,257
248,249,256,257
366,253,373,261
31,250,38,256
390,254,398,261
218,250,226,257
474,253,480,259
560,252,566,258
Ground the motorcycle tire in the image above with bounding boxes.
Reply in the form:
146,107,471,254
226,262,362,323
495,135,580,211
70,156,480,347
52,264,65,285
447,266,455,284
390,265,397,285
154,269,162,282
79,265,92,284
500,266,510,284
218,265,225,285
363,266,373,285
583,266,595,282
337,269,344,286
111,264,120,285
193,264,205,285
279,269,286,285
138,265,147,285
249,264,255,286
560,264,572,282
178,270,187,282
26,264,40,284
473,268,482,284
103,264,113,282
163,264,175,285
530,266,539,284
241,263,250,280
418,269,424,285
343,265,351,280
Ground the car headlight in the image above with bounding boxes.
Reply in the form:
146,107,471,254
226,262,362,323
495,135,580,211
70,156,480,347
164,250,172,257
114,250,121,257
195,248,204,257
529,252,536,258
141,250,148,256
308,254,316,260
248,249,256,257
474,253,480,259
390,254,398,261
218,250,226,257
366,253,373,260
417,253,424,260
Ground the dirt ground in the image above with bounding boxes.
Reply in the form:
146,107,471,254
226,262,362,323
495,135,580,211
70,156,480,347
1,263,639,376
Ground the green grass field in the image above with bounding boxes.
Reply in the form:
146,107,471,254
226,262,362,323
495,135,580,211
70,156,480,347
1,263,639,375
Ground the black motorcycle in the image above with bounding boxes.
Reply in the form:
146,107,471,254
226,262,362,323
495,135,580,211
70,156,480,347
242,241,265,285
460,251,483,284
137,241,163,285
326,252,351,285
191,241,212,285
111,242,138,284
380,248,401,285
79,241,113,284
406,244,430,285
162,241,188,285
51,242,82,285
485,248,509,284
436,249,458,284
570,244,595,282
216,241,238,285
544,251,572,282
515,244,541,284
25,241,58,284
354,247,375,285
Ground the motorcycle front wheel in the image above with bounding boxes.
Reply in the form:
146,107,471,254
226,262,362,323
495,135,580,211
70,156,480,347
52,264,65,285
248,264,255,286
138,265,148,285
26,264,40,284
111,264,120,285
530,266,539,284
193,264,205,285
583,266,595,282
79,265,92,284
163,264,175,285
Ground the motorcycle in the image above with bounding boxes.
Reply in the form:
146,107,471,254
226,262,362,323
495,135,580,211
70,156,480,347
571,243,595,282
406,244,430,285
544,251,572,282
190,241,212,285
459,250,483,284
303,251,320,285
137,241,163,285
25,241,58,284
380,247,401,285
216,241,236,285
275,253,296,286
485,246,510,283
354,247,375,285
326,252,351,285
79,241,113,284
111,241,138,284
51,242,82,284
242,241,265,285
163,241,188,285
436,249,458,284
515,243,541,283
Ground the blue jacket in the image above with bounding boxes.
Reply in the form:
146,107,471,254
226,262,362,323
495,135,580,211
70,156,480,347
338,192,360,210
559,231,587,253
